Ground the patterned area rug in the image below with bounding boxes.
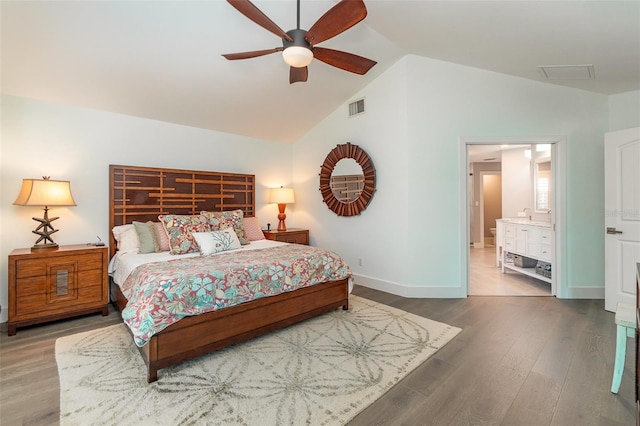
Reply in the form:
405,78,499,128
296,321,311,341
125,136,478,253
56,296,461,426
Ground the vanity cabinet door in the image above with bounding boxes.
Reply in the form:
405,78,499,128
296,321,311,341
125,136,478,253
515,226,528,254
526,227,541,258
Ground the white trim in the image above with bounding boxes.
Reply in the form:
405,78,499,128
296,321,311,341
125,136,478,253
561,286,605,299
460,136,566,298
352,274,466,298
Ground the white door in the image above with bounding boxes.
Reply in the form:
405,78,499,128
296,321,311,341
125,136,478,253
604,127,640,312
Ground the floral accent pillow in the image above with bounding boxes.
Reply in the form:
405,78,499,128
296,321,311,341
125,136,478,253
200,210,248,245
158,214,211,255
192,228,242,256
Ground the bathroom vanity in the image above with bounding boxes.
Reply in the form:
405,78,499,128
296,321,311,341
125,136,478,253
495,218,554,283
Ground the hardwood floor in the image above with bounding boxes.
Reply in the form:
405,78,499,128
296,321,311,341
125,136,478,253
349,286,636,426
0,288,635,425
469,246,552,296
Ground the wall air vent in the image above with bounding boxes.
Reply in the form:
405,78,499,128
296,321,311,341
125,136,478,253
348,99,365,117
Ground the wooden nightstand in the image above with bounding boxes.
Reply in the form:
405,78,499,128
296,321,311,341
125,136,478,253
263,228,309,245
7,244,109,336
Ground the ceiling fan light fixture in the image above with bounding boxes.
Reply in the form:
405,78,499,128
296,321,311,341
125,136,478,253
282,46,313,68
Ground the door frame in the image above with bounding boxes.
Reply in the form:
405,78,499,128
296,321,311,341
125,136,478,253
459,136,566,297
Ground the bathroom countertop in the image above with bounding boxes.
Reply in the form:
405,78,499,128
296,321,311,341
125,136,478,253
496,218,552,227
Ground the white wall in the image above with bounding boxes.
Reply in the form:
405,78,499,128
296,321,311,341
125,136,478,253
294,55,609,299
609,90,640,131
293,60,410,294
1,59,629,322
0,95,293,322
501,147,531,218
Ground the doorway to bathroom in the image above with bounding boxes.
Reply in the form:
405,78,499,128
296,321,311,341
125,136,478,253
462,137,562,297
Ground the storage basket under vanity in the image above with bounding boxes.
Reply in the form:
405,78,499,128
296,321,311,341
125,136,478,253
536,260,552,278
512,254,538,268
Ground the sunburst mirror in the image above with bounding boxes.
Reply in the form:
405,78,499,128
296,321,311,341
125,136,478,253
319,142,376,216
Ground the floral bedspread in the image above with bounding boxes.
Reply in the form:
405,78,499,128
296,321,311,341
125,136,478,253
120,244,351,346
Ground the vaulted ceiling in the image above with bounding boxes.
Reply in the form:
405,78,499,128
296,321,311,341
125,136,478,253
2,1,638,143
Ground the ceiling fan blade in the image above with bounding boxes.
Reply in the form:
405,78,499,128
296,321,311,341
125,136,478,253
227,0,293,42
313,47,376,75
305,0,367,46
289,66,308,84
222,47,283,60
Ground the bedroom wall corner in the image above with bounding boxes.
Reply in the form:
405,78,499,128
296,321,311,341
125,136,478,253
292,57,411,295
403,54,608,297
608,90,640,131
0,95,294,324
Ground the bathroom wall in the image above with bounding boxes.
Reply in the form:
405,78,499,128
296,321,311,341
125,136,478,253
483,174,502,242
470,161,501,245
501,147,531,218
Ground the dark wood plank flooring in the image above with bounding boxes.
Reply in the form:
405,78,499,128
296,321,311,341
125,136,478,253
0,286,635,425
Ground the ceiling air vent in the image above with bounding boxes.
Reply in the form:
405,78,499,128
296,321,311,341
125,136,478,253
348,99,365,117
537,64,595,80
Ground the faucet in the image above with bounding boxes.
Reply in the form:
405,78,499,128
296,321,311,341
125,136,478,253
522,207,531,220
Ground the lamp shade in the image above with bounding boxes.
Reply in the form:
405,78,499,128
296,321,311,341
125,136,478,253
282,46,313,68
13,178,76,207
269,187,295,204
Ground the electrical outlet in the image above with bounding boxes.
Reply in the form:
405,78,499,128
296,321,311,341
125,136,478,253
517,211,526,217
358,258,363,266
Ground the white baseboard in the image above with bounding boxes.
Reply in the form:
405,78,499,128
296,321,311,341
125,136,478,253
352,274,467,298
0,305,7,323
558,286,605,300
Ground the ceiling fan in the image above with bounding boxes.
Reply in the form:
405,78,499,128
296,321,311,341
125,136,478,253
222,0,377,84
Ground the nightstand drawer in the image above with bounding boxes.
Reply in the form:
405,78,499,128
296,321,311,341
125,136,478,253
14,252,104,279
15,277,104,320
263,228,309,245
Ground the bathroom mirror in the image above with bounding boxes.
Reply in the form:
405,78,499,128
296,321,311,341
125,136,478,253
319,142,376,216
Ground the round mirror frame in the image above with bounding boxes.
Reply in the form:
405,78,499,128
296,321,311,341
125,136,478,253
319,142,376,216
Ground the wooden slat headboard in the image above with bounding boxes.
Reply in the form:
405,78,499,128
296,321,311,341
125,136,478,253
109,165,255,258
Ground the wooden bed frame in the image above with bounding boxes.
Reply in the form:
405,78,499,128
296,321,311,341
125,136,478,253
109,165,349,382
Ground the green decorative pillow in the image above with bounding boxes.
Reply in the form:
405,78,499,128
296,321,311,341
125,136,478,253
133,221,160,254
200,210,248,245
158,214,211,255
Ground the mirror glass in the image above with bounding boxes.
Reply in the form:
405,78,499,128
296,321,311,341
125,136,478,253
330,158,364,203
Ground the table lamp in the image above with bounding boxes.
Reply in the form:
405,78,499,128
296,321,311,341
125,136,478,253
268,187,295,231
13,176,77,250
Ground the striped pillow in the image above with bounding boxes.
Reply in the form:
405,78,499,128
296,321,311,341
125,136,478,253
154,222,170,252
243,217,265,241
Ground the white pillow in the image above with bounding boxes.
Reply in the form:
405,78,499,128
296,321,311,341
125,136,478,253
192,228,241,256
112,224,140,253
